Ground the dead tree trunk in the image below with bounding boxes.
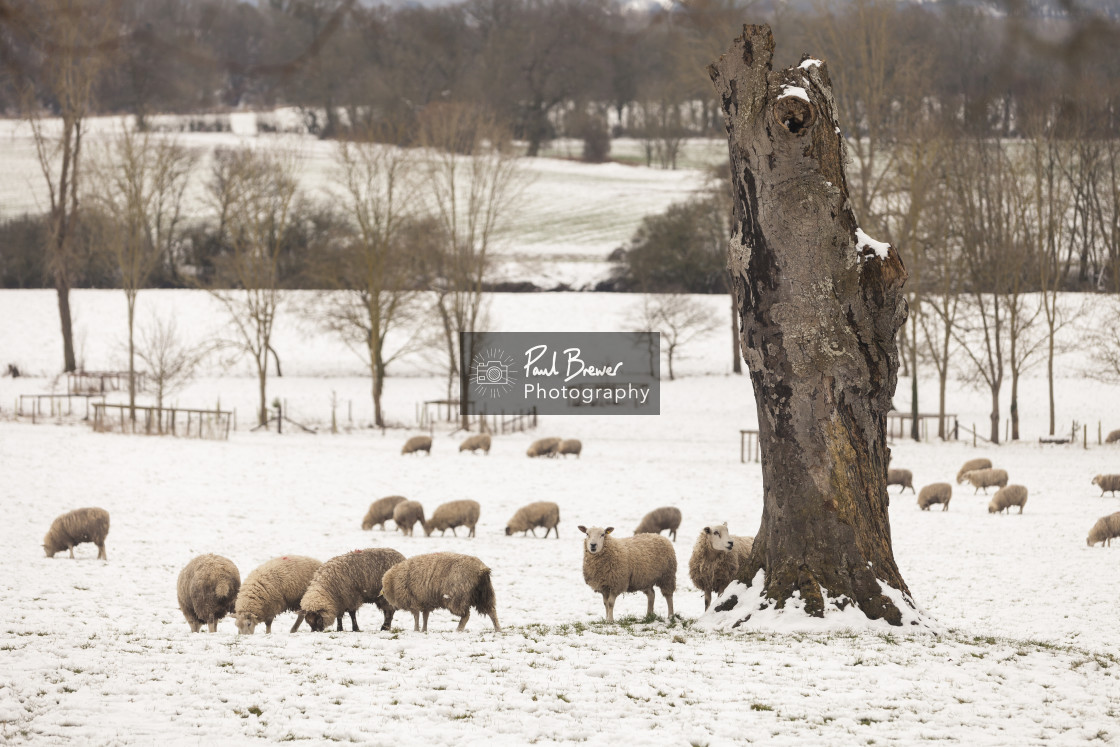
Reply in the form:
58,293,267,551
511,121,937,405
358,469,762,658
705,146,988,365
709,25,917,625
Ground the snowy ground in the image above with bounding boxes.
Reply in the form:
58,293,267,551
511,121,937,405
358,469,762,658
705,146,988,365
3,290,1120,743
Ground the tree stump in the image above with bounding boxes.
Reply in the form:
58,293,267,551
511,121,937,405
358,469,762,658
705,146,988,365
709,25,918,626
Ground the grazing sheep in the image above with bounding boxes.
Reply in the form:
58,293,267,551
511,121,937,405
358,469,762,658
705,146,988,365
579,526,676,623
917,483,952,511
234,555,321,634
961,468,1010,494
956,458,993,484
424,499,481,537
887,468,915,494
1087,512,1120,547
299,548,405,632
459,434,491,454
526,437,561,458
505,501,560,538
362,495,408,531
177,554,241,633
988,484,1028,514
402,435,433,456
1107,429,1120,444
380,552,500,632
1092,474,1120,497
559,439,582,458
634,506,682,542
393,500,425,536
43,507,110,560
688,524,754,611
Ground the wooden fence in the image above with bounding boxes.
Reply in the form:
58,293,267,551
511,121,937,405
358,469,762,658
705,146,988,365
92,403,232,440
18,393,104,422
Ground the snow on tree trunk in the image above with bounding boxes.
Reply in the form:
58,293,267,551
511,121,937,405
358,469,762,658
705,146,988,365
703,25,924,629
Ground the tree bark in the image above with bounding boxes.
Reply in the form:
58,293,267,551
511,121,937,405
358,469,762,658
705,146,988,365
709,25,916,625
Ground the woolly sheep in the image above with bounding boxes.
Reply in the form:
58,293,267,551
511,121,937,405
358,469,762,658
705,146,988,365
956,458,993,484
634,506,682,542
393,500,426,536
402,435,433,455
917,483,952,511
234,555,321,634
362,495,408,531
1107,429,1120,444
505,501,561,538
526,437,561,458
1087,512,1120,547
1092,474,1120,497
299,548,405,632
688,524,754,611
988,484,1028,514
459,434,491,454
579,526,676,623
177,554,241,633
559,439,582,458
43,507,110,560
887,468,914,494
962,468,1010,494
424,499,481,537
380,552,500,632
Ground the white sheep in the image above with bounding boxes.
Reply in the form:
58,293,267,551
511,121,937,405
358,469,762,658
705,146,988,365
402,435,433,455
634,506,682,542
1092,474,1120,497
177,554,241,633
424,499,481,537
956,458,993,484
393,500,425,536
459,434,491,454
559,439,582,458
887,468,914,494
526,437,561,458
962,468,1010,494
988,484,1028,514
43,507,110,560
1106,429,1120,444
505,501,561,538
362,495,408,530
688,523,753,610
234,555,322,634
299,548,405,632
917,483,952,511
380,552,500,632
1087,512,1120,547
578,525,676,623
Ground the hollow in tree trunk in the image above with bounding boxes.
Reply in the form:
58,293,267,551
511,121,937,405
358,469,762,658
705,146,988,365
708,25,919,625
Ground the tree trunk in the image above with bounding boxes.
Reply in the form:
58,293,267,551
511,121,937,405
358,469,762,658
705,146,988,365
1010,369,1020,441
909,316,919,441
1047,330,1055,436
709,25,916,625
730,292,742,374
127,292,137,422
56,284,77,372
989,383,1001,445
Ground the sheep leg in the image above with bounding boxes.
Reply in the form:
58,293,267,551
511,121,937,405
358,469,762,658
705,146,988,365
97,543,107,560
421,611,430,632
335,615,344,631
207,619,217,633
451,527,457,537
703,590,712,610
411,611,421,631
69,547,75,559
456,609,471,631
348,610,360,632
670,529,676,542
603,593,616,623
529,528,538,537
290,612,306,633
664,591,674,619
645,589,655,616
469,525,476,538
380,608,395,631
265,620,272,634
188,619,202,633
488,608,501,631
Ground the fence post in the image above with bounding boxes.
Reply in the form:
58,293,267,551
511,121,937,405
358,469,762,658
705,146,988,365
1084,424,1088,450
1099,421,1102,446
973,424,976,448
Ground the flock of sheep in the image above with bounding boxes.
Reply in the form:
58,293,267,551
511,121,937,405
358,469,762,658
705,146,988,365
401,434,583,459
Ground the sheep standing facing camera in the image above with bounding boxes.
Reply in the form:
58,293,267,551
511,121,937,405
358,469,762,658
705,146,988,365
43,507,110,560
402,435,433,455
559,439,582,458
380,552,500,632
634,506,682,542
988,485,1028,514
688,524,754,610
917,483,952,511
887,469,914,493
299,548,405,632
393,500,425,536
1092,474,1120,497
527,437,561,458
579,525,676,623
956,458,993,484
962,468,1009,494
177,554,241,633
424,499,481,537
1087,512,1120,546
505,501,561,538
459,434,491,454
235,555,322,634
362,495,408,531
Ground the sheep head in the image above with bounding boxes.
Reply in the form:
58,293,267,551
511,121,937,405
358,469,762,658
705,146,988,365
235,612,259,635
579,526,613,554
702,524,734,552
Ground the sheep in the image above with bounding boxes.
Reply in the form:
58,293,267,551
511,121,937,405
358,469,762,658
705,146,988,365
177,554,241,633
917,483,952,511
380,552,500,632
634,506,682,542
362,495,408,531
887,468,915,494
402,435,433,456
961,468,1010,494
1087,512,1120,547
234,555,321,634
424,499,481,537
559,439,582,458
459,434,491,454
299,548,405,632
1107,429,1120,444
393,500,426,536
1092,474,1120,497
988,484,1028,514
956,458,993,484
43,507,110,560
526,437,561,458
578,525,676,623
688,524,754,611
505,501,561,538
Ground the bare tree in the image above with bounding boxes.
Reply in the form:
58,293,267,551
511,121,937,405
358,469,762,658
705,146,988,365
134,312,211,410
630,294,717,381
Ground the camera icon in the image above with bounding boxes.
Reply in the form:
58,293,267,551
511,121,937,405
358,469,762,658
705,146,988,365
476,361,510,385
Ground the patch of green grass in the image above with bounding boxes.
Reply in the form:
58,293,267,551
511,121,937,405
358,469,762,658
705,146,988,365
247,706,262,717
858,717,878,726
751,703,772,712
557,694,570,703
451,713,472,721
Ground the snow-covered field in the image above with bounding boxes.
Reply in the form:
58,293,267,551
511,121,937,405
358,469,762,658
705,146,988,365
3,289,1120,744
